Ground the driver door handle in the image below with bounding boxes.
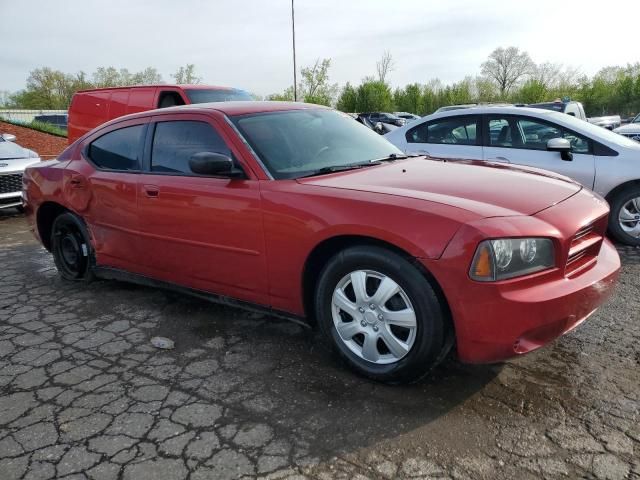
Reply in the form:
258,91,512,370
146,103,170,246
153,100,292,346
144,185,159,198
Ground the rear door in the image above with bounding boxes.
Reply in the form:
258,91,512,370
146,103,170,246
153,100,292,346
482,114,596,188
136,113,268,305
65,118,148,271
403,115,483,160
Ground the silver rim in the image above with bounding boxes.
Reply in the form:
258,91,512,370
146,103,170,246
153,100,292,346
331,270,417,365
618,197,640,238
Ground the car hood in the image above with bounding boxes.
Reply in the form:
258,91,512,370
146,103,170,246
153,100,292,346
297,157,582,218
0,141,32,160
614,123,640,134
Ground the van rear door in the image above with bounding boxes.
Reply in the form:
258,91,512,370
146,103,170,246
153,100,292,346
67,91,111,144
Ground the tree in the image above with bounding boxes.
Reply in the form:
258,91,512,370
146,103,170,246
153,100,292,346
267,86,295,101
336,82,358,112
92,66,163,87
355,80,393,112
376,51,395,83
393,83,423,114
481,47,535,97
172,64,201,84
299,58,338,106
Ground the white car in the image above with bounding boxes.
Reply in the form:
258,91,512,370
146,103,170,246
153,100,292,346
614,114,640,142
385,106,640,245
0,133,41,210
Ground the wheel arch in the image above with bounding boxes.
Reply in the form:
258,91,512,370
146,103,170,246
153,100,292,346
604,179,640,204
301,235,454,337
36,201,71,251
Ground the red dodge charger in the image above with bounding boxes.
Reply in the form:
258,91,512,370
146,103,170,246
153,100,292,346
23,102,620,383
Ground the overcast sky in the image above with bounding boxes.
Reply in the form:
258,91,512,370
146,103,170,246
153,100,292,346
1,0,638,96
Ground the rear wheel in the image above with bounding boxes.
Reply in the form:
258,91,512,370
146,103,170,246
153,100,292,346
51,213,94,281
315,245,447,384
608,186,640,246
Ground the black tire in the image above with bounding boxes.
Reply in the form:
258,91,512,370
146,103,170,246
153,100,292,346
51,212,95,282
608,186,640,246
314,245,447,384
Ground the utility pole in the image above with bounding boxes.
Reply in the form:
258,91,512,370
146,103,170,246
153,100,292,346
291,0,297,101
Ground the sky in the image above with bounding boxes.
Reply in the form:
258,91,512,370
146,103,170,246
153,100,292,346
1,0,638,96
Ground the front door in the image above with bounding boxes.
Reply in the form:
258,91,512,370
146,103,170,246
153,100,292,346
136,114,268,306
482,114,596,189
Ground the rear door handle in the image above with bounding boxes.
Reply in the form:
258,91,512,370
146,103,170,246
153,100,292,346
144,184,159,198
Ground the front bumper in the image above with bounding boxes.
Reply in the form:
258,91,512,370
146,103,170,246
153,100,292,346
0,191,23,209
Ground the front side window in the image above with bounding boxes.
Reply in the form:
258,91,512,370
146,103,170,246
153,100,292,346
407,116,478,145
88,124,145,171
517,118,563,150
231,109,403,180
151,121,232,174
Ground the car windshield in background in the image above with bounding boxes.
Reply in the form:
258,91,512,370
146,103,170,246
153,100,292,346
633,114,640,123
185,89,252,103
530,103,564,112
232,109,404,179
558,111,640,148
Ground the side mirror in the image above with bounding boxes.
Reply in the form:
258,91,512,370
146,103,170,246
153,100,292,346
2,133,16,142
189,152,242,177
374,122,384,134
547,138,573,161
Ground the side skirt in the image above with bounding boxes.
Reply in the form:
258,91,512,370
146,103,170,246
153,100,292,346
93,266,311,329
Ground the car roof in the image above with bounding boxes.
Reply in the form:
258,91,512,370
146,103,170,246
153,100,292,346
76,84,242,93
429,105,558,117
166,101,328,116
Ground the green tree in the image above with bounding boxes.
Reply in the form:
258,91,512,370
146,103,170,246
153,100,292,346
355,80,393,112
336,82,358,112
299,58,338,106
267,86,295,101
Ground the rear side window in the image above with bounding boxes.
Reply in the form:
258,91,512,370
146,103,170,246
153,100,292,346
407,116,478,145
151,121,232,174
88,125,145,171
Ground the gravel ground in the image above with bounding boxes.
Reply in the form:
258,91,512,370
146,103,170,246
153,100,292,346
0,122,67,160
0,211,638,480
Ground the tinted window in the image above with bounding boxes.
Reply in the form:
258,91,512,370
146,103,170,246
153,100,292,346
518,118,562,150
407,116,477,145
88,125,144,171
151,121,232,174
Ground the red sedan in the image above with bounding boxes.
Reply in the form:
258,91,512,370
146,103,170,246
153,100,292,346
23,102,620,383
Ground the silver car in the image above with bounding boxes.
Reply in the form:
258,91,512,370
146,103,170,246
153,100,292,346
0,133,41,210
385,106,640,245
614,114,640,142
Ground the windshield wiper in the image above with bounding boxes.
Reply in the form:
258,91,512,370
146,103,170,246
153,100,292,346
297,162,378,178
369,153,409,163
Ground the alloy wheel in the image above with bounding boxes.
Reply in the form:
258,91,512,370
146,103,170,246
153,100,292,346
618,197,640,238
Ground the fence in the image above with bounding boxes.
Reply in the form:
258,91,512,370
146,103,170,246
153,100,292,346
0,109,68,124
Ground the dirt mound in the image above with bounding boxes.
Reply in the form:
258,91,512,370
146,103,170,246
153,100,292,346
0,121,67,159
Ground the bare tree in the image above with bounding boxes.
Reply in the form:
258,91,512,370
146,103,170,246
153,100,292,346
481,47,535,96
172,64,201,84
376,51,395,83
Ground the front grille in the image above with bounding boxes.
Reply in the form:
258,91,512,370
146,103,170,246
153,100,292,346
565,221,603,276
0,173,23,194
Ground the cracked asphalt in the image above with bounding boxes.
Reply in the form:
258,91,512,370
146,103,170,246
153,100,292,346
0,211,638,480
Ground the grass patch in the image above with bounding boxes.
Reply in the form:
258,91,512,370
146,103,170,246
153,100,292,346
0,118,67,138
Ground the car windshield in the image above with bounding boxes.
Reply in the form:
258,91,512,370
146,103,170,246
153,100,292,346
185,89,252,103
232,109,404,179
633,114,640,124
556,111,640,148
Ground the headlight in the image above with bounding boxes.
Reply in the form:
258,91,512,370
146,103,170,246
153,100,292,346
469,238,555,281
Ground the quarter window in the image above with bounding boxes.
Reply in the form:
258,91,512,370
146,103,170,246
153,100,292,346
407,117,477,145
151,121,232,174
88,125,145,171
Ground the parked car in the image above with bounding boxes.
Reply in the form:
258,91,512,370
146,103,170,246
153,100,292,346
385,106,640,246
359,112,406,127
23,102,620,383
529,100,588,121
394,112,421,122
0,133,40,210
589,115,622,130
68,84,252,144
435,104,478,113
614,114,640,141
33,113,68,132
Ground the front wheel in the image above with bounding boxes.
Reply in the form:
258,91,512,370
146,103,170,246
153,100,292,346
51,212,95,282
314,246,447,384
608,187,640,246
